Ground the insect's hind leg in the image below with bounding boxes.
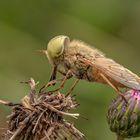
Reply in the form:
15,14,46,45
100,73,128,103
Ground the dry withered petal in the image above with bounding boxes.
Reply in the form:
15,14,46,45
107,90,140,138
0,78,84,140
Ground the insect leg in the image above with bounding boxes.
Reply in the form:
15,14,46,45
50,69,73,92
100,73,127,103
39,78,64,93
66,64,90,96
66,79,80,97
39,66,58,93
49,66,57,83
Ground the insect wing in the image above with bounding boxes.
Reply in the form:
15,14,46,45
93,58,140,90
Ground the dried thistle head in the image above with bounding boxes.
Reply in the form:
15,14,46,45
107,90,140,139
1,78,84,140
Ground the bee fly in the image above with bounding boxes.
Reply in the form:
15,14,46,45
41,35,140,99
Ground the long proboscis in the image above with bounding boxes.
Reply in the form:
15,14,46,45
36,49,48,56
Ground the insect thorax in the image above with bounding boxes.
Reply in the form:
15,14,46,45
55,52,95,82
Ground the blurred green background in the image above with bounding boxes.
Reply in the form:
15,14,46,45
0,0,140,139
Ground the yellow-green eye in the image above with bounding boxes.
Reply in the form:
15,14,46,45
47,35,70,59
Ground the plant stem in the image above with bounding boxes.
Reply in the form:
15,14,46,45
117,135,125,140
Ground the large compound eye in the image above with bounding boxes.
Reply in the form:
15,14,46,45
55,45,64,56
47,35,70,59
56,37,70,56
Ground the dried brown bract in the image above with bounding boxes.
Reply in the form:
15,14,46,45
0,78,84,140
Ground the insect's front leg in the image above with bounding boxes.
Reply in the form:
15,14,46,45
39,66,59,93
39,78,64,93
49,65,57,83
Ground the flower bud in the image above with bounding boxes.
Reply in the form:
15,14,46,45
107,90,140,138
